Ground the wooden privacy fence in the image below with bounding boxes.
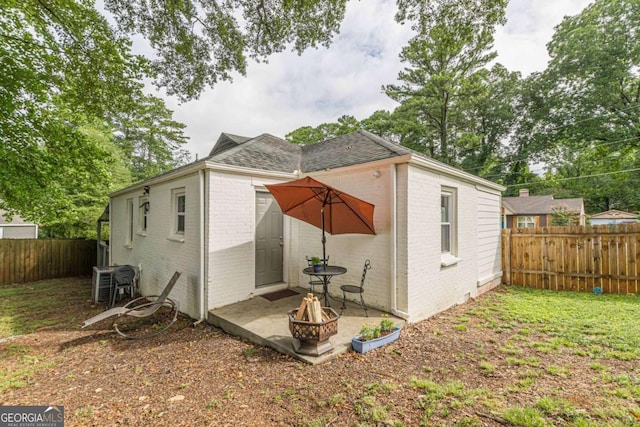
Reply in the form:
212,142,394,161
502,224,640,294
0,239,97,285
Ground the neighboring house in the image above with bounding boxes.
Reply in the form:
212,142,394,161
0,207,38,239
108,130,505,323
502,189,586,228
589,209,639,225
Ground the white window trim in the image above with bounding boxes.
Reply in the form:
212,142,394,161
517,216,536,228
441,188,462,267
169,188,186,242
138,196,148,236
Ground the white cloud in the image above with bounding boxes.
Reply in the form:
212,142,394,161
493,0,593,75
154,0,593,159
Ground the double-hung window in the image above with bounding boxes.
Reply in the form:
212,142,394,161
441,188,461,266
174,190,186,235
441,191,453,253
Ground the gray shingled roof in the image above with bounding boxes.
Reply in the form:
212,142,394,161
503,195,583,215
208,133,252,156
301,130,412,172
590,209,638,219
207,133,301,173
206,130,412,173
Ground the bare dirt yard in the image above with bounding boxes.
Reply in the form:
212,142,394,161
1,277,639,426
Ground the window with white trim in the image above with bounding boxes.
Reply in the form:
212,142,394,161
517,216,536,228
440,188,462,267
126,198,134,245
441,191,453,253
172,189,186,236
138,196,148,233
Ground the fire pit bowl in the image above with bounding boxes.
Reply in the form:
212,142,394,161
287,307,340,355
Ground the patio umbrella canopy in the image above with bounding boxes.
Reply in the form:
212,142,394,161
265,176,376,263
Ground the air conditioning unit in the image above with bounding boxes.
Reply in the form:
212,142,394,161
92,266,115,304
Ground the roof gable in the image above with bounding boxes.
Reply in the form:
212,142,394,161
208,133,252,156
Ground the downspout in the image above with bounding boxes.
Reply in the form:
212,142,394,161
195,168,207,325
391,164,409,320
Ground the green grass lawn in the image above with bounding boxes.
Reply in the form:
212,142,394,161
0,277,92,338
470,286,640,361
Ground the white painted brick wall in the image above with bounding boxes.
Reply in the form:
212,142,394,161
207,172,256,308
404,166,494,323
305,167,393,310
111,173,202,319
207,172,298,309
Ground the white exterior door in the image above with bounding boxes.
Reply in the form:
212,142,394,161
255,192,283,286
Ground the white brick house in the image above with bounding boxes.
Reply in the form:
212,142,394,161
109,131,504,322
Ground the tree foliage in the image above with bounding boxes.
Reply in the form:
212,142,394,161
384,0,507,164
517,0,640,211
104,0,348,101
286,115,361,144
1,1,189,237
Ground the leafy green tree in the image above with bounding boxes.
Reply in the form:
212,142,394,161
104,0,349,100
457,64,522,180
549,206,575,226
360,110,397,141
1,1,188,237
285,126,327,145
286,115,360,144
519,0,640,212
112,94,191,181
384,0,507,165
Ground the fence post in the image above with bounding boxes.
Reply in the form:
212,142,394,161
502,229,512,285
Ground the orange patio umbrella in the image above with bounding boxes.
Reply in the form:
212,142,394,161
265,176,376,264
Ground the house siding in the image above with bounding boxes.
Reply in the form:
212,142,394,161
404,165,501,322
0,225,37,239
476,188,502,289
110,173,202,319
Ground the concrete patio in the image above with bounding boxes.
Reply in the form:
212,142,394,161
207,287,405,365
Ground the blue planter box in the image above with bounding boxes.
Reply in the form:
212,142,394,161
352,327,401,353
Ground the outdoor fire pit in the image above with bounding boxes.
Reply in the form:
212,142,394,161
288,307,340,356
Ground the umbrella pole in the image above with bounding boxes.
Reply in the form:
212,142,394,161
321,207,327,266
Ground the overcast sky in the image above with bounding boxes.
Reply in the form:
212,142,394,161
150,0,594,160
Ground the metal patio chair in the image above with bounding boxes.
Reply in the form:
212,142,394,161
340,259,371,317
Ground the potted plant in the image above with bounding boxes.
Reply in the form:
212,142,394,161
310,256,323,272
352,315,401,353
